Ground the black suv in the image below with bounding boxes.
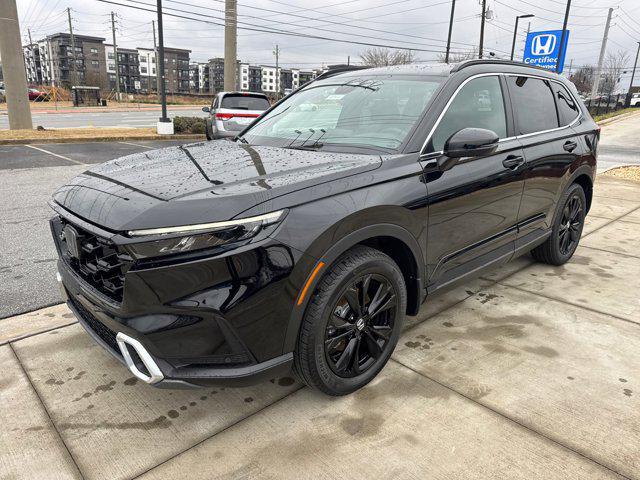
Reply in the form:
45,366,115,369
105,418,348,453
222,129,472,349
51,61,597,395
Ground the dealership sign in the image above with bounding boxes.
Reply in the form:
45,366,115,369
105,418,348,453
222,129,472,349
523,30,570,73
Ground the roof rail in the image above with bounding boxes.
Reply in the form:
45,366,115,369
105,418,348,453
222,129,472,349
313,64,371,81
451,59,556,74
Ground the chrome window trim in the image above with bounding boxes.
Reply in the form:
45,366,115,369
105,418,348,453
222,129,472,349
420,71,582,155
420,73,502,155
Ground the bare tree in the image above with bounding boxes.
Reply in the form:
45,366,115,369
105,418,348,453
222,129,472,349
437,48,478,63
359,48,416,67
601,50,630,94
569,65,594,95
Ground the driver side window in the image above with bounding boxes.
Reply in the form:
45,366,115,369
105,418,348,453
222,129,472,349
429,76,507,152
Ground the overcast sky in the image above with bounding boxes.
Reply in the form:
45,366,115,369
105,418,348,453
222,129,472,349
16,0,640,71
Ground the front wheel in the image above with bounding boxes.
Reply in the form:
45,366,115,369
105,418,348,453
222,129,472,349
531,183,586,265
294,246,406,396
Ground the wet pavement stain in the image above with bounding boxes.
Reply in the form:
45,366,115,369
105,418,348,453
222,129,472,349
619,378,628,383
442,322,454,328
404,341,421,348
167,410,179,419
477,293,500,304
277,376,295,386
522,346,560,358
123,377,138,386
623,389,633,397
567,376,575,380
244,397,254,403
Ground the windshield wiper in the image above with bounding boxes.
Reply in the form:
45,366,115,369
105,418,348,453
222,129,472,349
286,143,324,151
236,136,248,144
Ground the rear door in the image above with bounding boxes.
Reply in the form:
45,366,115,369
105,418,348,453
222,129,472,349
422,74,526,289
216,93,270,132
506,75,582,248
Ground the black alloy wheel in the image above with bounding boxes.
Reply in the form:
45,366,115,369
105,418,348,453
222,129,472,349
531,182,586,266
324,273,397,378
294,245,406,396
558,193,583,256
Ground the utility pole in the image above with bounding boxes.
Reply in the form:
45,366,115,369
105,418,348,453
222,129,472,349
556,0,572,73
156,0,172,132
347,55,350,65
224,0,237,91
479,0,486,59
274,44,280,99
28,28,33,45
511,14,534,61
0,0,33,129
591,8,613,99
152,20,160,94
445,0,456,63
67,7,77,86
626,42,640,107
111,12,121,100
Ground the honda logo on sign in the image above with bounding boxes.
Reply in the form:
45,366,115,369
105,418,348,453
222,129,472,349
531,34,556,56
523,29,570,73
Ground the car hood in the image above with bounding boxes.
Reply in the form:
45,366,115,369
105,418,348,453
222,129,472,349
52,140,381,232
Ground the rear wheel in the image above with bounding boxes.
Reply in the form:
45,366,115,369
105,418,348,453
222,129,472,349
294,246,406,396
531,183,586,265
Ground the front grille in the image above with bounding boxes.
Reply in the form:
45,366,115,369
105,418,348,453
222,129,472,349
70,297,120,355
53,217,133,303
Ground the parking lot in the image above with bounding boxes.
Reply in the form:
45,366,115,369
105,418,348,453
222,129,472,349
2,173,639,479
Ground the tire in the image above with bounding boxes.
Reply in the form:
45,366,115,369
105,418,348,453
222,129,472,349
530,182,586,266
294,245,406,396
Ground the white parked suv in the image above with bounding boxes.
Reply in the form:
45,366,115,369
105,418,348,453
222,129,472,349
202,92,270,140
630,92,640,107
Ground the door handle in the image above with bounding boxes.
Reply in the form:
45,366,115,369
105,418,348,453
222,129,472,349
502,155,525,170
563,140,578,152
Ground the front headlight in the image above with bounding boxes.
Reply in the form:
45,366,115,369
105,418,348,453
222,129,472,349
124,210,286,258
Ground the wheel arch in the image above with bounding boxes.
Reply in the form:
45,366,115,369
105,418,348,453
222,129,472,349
571,172,593,213
281,224,426,354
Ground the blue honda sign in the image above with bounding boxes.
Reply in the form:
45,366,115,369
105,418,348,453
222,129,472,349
523,29,570,73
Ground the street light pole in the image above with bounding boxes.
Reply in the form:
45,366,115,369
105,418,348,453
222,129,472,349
156,0,172,133
479,0,486,59
445,0,456,63
626,42,640,107
511,14,534,61
556,0,572,73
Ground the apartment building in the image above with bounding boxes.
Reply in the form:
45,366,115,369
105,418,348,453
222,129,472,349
198,63,210,93
105,45,140,93
162,47,191,93
25,33,107,88
137,48,158,93
239,63,262,92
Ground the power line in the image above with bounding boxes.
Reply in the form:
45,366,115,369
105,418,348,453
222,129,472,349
93,0,477,54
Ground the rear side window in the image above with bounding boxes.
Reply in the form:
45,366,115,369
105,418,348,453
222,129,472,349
552,83,579,126
221,94,270,110
430,75,507,152
507,76,559,135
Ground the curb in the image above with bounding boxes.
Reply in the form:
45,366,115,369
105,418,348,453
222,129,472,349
0,134,205,145
597,109,640,126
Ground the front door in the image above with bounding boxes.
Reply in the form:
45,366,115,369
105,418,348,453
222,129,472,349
421,74,526,290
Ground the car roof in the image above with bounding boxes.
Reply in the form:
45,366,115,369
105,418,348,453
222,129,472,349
326,60,564,81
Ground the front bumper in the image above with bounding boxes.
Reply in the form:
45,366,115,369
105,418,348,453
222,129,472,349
51,209,302,388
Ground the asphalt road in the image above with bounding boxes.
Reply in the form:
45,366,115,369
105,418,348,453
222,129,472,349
0,140,189,318
0,108,206,129
0,114,638,318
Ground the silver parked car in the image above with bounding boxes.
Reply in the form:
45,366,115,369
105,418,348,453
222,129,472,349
202,91,270,140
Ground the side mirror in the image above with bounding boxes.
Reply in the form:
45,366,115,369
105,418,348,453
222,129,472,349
444,128,499,159
202,106,210,113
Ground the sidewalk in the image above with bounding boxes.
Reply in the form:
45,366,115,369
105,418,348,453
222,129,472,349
1,175,639,480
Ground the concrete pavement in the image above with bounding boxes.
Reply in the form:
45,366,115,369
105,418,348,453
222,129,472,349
597,111,640,173
1,175,639,479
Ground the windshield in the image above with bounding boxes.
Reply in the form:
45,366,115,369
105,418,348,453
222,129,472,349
240,75,444,152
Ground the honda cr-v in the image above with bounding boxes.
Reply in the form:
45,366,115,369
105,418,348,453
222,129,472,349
51,60,597,395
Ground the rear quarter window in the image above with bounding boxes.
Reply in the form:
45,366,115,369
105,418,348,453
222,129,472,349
507,76,559,135
552,83,580,126
221,94,270,110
